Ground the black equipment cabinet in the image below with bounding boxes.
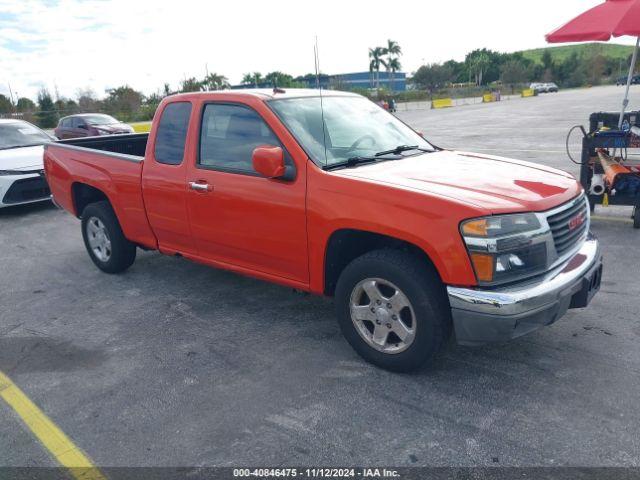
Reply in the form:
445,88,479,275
580,111,640,226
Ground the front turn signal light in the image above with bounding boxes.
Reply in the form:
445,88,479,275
461,219,488,237
469,253,495,282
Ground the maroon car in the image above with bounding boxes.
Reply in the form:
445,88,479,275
54,114,134,139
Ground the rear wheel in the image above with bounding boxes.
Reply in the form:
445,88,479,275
634,205,640,229
335,249,451,372
81,201,136,273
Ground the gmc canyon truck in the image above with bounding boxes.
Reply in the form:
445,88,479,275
44,89,603,372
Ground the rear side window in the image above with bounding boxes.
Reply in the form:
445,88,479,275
154,102,192,165
199,103,281,173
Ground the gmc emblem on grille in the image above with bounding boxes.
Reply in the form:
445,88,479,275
568,212,586,231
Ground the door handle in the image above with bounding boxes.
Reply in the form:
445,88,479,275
189,181,212,192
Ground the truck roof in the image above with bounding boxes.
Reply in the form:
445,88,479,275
168,88,361,101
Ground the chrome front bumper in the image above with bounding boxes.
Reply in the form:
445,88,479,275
447,234,603,345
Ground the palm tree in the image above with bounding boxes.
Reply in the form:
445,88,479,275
241,73,254,85
468,53,490,86
241,72,263,87
202,73,229,91
386,39,401,58
384,40,402,92
388,57,402,92
368,47,387,90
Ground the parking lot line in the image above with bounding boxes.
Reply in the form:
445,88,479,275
0,370,105,480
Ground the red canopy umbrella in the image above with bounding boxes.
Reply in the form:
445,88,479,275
546,0,640,128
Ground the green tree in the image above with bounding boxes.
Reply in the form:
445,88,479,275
467,51,490,86
385,39,401,58
542,50,553,69
586,54,607,85
180,77,204,93
384,40,403,92
76,88,98,112
103,85,144,121
501,59,529,92
369,47,387,90
264,71,304,88
0,94,12,114
387,57,402,92
412,63,453,96
36,88,58,128
443,59,466,83
202,73,229,91
16,97,36,113
242,72,263,87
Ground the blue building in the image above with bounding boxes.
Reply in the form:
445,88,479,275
231,71,407,92
327,71,407,92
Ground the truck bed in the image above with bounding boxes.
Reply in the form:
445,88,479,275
57,133,149,158
44,133,157,250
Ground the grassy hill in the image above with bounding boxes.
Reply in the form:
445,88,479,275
519,43,635,64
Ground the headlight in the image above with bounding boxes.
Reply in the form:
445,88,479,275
460,213,549,286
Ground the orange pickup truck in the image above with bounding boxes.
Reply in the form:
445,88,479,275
44,89,602,371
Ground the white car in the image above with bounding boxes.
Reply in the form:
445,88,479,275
530,83,546,93
0,119,54,208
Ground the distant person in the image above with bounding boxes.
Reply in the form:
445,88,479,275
389,98,397,112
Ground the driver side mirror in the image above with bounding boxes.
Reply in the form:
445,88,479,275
252,145,288,179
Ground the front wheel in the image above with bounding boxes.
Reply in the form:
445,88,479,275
81,201,136,273
335,249,451,372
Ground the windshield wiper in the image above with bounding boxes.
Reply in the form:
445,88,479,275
323,145,434,171
374,145,431,157
323,156,378,171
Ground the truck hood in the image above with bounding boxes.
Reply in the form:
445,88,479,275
333,150,582,214
0,145,45,172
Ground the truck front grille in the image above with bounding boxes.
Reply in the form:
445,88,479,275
546,195,589,257
2,176,51,204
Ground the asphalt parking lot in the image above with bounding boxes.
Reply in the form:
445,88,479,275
1,85,639,469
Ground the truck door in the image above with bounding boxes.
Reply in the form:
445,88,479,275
141,101,197,255
185,101,308,285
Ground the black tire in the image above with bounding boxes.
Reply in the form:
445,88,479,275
335,249,451,372
81,201,136,273
634,205,640,229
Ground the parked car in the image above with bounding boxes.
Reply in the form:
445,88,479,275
44,89,602,372
616,75,640,86
529,82,545,93
54,114,134,140
0,119,54,208
530,82,558,93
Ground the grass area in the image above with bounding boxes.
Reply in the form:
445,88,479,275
519,42,635,64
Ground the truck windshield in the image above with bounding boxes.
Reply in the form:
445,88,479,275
0,122,51,150
269,96,434,168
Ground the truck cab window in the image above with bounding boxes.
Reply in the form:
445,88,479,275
199,103,281,173
154,102,192,165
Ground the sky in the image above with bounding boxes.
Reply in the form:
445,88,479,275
0,0,632,101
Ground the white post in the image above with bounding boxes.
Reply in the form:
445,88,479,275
619,36,640,129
